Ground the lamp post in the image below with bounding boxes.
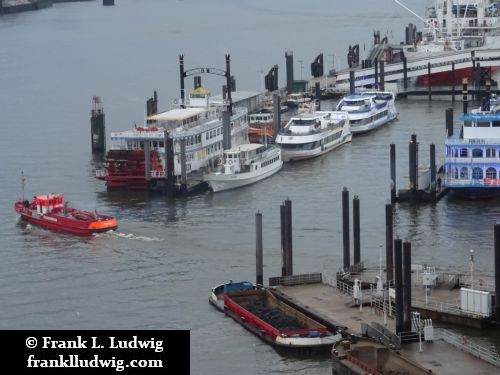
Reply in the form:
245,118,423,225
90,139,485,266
256,69,264,92
415,311,422,353
328,53,335,72
470,249,474,290
379,243,383,280
298,60,303,80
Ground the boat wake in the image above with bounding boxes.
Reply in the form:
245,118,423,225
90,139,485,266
104,230,163,242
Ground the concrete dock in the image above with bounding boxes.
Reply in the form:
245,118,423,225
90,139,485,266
272,279,500,374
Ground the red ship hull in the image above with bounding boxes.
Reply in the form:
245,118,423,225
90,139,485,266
418,67,497,86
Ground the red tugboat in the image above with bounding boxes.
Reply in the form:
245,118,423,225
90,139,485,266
15,193,117,236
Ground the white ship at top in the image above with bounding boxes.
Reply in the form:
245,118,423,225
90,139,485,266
368,1,500,85
96,88,249,189
396,0,500,55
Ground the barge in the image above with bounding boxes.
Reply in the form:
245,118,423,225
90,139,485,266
209,281,341,351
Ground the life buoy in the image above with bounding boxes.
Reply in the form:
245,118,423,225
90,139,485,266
217,158,223,166
228,160,234,165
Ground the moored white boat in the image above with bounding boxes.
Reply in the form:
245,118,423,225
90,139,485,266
285,92,312,108
275,111,352,162
336,91,398,135
204,143,283,192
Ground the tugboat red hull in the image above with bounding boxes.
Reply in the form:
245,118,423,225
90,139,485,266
15,195,117,236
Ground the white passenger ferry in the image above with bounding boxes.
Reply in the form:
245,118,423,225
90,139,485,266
204,144,282,192
335,91,398,135
96,88,249,189
444,94,500,198
275,111,352,162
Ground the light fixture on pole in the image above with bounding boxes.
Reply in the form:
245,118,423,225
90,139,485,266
298,60,304,80
256,69,264,92
470,249,474,290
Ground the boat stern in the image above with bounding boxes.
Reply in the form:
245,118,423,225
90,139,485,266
88,217,118,233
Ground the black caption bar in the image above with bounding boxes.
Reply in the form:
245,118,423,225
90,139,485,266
1,330,189,374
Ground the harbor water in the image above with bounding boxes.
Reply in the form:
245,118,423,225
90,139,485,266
0,1,499,374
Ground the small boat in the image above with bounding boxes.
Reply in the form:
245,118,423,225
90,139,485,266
15,193,117,236
204,143,283,192
248,112,274,143
336,91,398,135
209,281,342,351
444,94,500,198
297,101,317,114
209,280,256,312
285,92,312,108
275,111,352,162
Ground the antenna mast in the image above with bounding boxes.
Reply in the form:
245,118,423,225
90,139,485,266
21,171,26,202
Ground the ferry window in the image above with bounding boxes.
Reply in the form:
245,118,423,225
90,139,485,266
493,121,500,127
472,148,483,158
472,167,483,180
206,132,209,140
486,148,496,158
486,168,497,180
460,167,469,179
453,168,459,179
477,121,490,127
464,121,472,127
159,141,164,148
139,141,144,149
460,148,468,157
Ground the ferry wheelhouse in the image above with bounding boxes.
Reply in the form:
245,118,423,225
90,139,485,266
96,88,249,190
204,143,282,192
444,95,500,198
275,111,352,162
335,91,398,135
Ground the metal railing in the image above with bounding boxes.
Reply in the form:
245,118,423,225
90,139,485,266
436,328,500,368
321,272,337,288
410,297,490,319
336,279,353,296
268,273,322,287
370,295,396,317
